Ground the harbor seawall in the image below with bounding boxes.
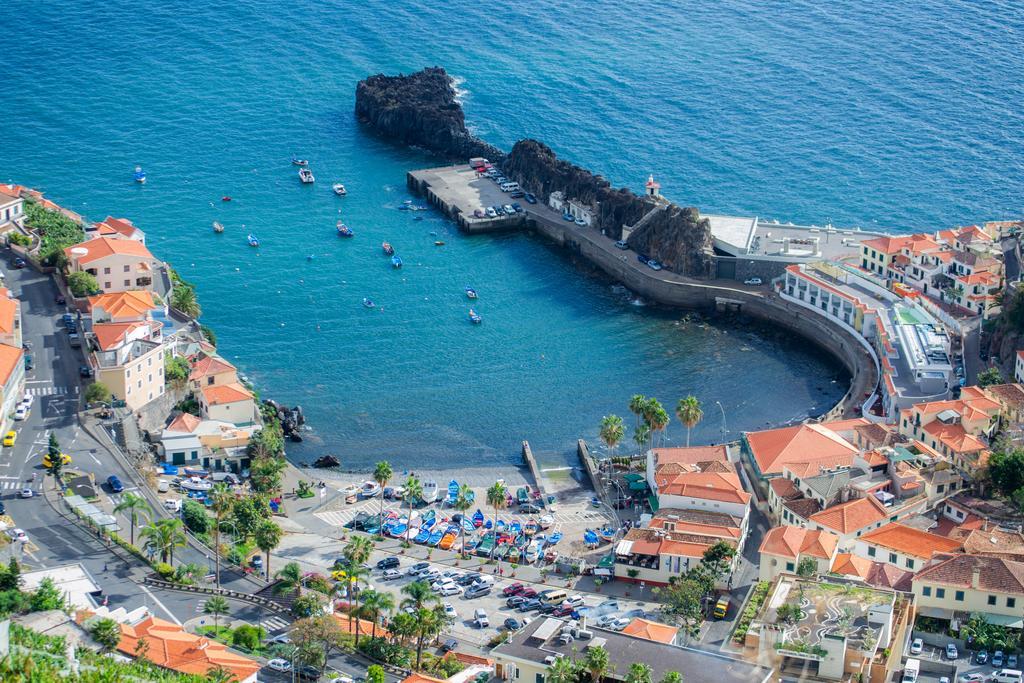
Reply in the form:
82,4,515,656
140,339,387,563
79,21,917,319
408,168,877,420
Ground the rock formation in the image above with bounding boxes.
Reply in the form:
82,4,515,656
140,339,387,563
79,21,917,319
502,139,712,277
355,67,504,162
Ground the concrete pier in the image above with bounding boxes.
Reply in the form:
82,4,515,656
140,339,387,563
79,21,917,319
408,165,878,419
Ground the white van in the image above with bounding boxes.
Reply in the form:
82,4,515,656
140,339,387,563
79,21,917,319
473,608,489,628
992,671,1023,683
902,659,920,683
157,479,170,493
500,182,520,192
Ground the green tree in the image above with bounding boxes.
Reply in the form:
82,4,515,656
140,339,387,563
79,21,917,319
140,518,186,564
291,593,324,619
47,432,60,459
633,423,651,454
628,394,647,432
204,595,230,631
453,483,474,557
253,519,283,578
247,422,285,459
599,414,626,457
181,500,212,534
547,654,579,683
660,575,705,641
231,623,265,651
0,558,21,591
584,643,610,683
412,606,444,669
292,614,346,670
625,663,653,683
164,354,191,387
796,557,818,578
84,382,112,404
644,398,670,449
988,448,1024,497
486,480,508,559
374,460,393,525
45,450,65,487
67,271,99,297
776,603,803,625
701,541,736,583
113,492,150,546
248,454,286,495
201,324,217,346
367,664,386,683
401,579,440,612
171,284,201,318
360,589,396,639
403,476,423,543
206,667,237,683
89,617,122,651
231,494,271,535
977,367,1004,387
675,396,703,447
209,483,235,588
29,577,67,612
273,561,303,596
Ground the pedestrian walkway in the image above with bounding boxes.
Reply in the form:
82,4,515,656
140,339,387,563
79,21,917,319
260,615,289,633
25,385,76,396
0,481,33,490
314,510,356,527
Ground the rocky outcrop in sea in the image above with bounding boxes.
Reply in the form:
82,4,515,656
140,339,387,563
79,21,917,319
356,68,713,278
355,66,504,162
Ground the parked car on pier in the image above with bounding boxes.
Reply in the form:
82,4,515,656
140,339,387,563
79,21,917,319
744,277,763,285
647,260,663,271
614,240,629,250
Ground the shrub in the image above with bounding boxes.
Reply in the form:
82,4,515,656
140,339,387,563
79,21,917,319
231,624,265,651
200,324,217,346
8,232,31,247
181,500,211,535
304,574,334,595
84,382,112,405
154,563,175,580
164,354,190,385
358,636,411,667
67,271,99,297
89,617,122,651
24,200,85,267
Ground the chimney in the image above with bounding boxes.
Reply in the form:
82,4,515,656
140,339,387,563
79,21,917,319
971,565,981,589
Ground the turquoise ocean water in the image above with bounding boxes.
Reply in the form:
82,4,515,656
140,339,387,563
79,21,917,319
2,1,1021,469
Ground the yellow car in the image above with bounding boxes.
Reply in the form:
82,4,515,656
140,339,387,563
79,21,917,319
42,452,71,468
2,431,15,447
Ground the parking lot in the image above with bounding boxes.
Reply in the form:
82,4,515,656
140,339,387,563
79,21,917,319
908,636,1021,682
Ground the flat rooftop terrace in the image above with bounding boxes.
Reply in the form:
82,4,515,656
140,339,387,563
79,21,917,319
709,213,891,263
408,165,522,229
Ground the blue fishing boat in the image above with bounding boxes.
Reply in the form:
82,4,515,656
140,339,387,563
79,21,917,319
337,221,354,237
362,298,375,308
472,509,484,528
598,527,616,542
465,286,478,299
390,523,408,537
247,233,260,247
414,528,431,544
548,531,563,545
509,521,522,534
461,517,476,533
495,520,507,533
427,528,445,546
468,309,482,324
445,480,459,505
391,255,403,269
133,166,146,183
583,529,599,548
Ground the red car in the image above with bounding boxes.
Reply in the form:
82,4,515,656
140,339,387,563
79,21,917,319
519,588,538,599
552,606,575,618
502,583,525,597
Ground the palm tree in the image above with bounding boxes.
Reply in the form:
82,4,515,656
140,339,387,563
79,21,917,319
625,663,653,683
401,579,439,612
343,535,374,567
585,644,610,683
628,394,646,432
413,606,443,670
171,285,201,318
547,654,579,683
403,476,423,543
486,481,508,559
373,461,393,525
359,589,395,639
342,562,370,635
388,611,418,649
140,518,186,564
599,415,625,457
253,519,282,578
453,484,473,558
204,595,230,632
675,396,703,447
633,424,650,454
113,492,150,546
208,483,234,589
273,561,303,596
206,667,236,683
647,401,669,449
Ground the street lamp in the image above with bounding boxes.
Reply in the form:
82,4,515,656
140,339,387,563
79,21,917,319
714,401,728,444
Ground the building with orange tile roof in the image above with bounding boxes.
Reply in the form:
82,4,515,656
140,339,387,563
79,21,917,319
830,553,913,591
64,236,161,294
620,617,679,644
913,554,1024,625
77,609,260,683
898,387,1000,473
88,318,164,412
852,523,962,573
89,290,158,323
199,381,257,426
742,420,860,479
189,352,239,390
90,216,145,243
0,342,25,436
758,526,839,582
159,411,258,469
807,495,889,542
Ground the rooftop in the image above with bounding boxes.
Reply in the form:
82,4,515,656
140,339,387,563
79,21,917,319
620,618,679,644
913,553,1024,594
200,382,253,405
89,290,156,320
808,496,888,535
65,236,154,264
759,526,839,561
745,421,860,477
859,523,963,560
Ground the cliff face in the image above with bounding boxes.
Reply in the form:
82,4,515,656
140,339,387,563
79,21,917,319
502,139,712,277
355,67,504,162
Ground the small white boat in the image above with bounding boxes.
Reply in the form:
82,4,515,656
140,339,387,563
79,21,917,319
180,477,213,492
421,480,439,504
360,482,382,498
332,183,347,196
212,221,224,233
299,168,315,184
133,166,146,184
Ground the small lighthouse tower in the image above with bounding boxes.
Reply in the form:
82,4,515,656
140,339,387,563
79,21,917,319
645,174,661,199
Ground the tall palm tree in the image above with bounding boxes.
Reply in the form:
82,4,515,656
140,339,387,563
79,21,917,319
203,595,230,632
585,644,610,683
113,492,150,546
400,579,439,612
373,461,393,528
171,285,201,318
625,663,653,683
403,476,423,543
486,481,507,559
388,611,418,649
208,483,234,589
273,561,303,596
633,424,650,454
254,519,282,578
413,606,443,670
599,415,625,457
547,653,579,683
628,394,646,432
140,518,186,564
675,396,703,447
342,562,370,634
359,589,395,639
647,401,669,449
343,536,374,567
453,484,473,558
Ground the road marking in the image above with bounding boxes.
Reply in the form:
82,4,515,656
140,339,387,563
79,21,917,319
89,452,101,465
139,583,181,625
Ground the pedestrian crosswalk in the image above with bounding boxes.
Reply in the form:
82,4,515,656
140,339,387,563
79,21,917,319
261,616,290,632
314,509,354,527
0,481,34,491
25,385,77,397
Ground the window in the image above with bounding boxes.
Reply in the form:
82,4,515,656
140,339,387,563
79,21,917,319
786,562,794,572
889,553,897,564
1009,597,1017,608
988,595,997,606
868,546,876,557
104,267,111,274
906,558,915,569
124,280,130,287
536,674,543,683
104,282,111,289
923,586,931,597
936,588,945,599
954,590,964,602
124,264,130,272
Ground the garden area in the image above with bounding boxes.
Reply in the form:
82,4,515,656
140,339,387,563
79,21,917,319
23,199,85,267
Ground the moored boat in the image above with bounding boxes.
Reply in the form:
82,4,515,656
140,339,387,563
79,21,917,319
362,298,375,308
291,157,309,167
247,233,260,247
382,242,394,255
391,255,403,269
472,509,484,527
468,309,482,324
298,168,315,184
337,221,354,237
332,183,347,196
421,479,439,503
212,221,224,233
465,286,477,299
133,166,146,184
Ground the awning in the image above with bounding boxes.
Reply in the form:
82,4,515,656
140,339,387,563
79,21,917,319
592,568,613,577
623,474,645,482
615,539,634,556
629,480,648,491
647,494,659,512
984,614,1024,628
